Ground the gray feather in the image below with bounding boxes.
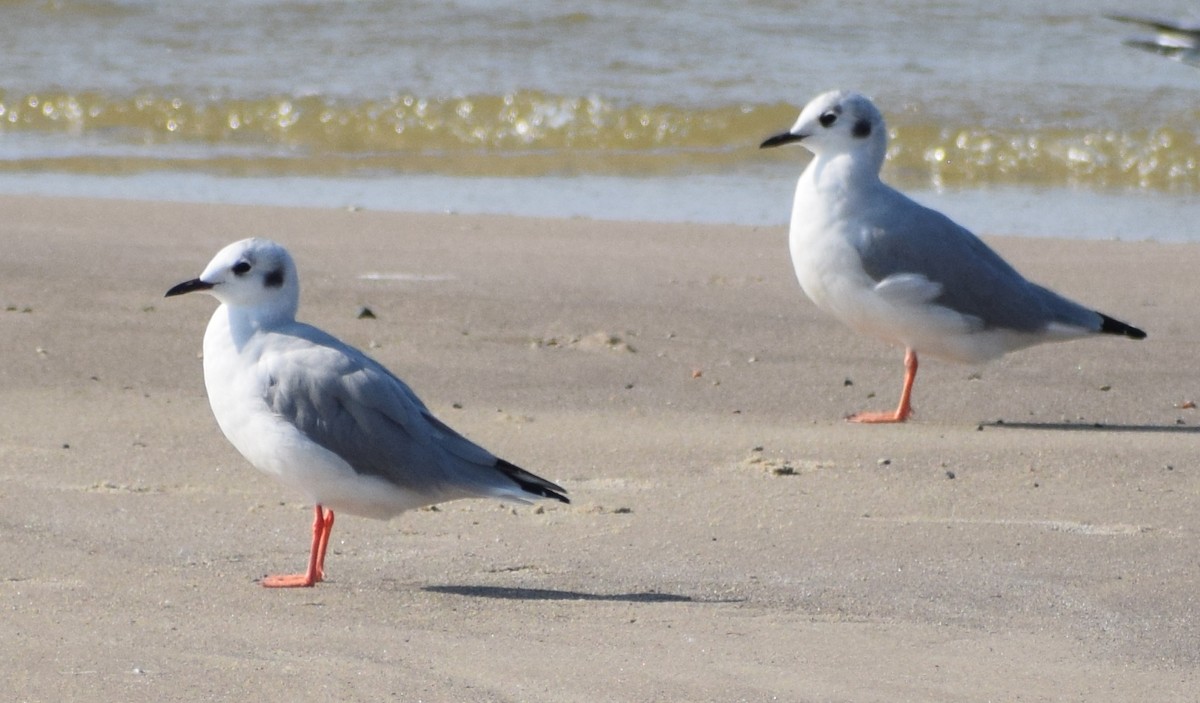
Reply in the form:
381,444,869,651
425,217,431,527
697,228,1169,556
855,189,1101,333
260,323,548,502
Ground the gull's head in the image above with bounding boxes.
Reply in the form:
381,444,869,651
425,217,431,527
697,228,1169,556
760,90,886,168
166,238,300,319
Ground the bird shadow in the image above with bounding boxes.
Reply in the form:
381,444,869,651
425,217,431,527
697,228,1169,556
980,420,1200,434
424,585,723,604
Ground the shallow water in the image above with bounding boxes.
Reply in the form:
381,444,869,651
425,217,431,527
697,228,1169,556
1,171,1186,242
0,0,1196,237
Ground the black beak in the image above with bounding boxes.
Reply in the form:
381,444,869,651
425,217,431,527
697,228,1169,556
165,278,214,298
760,131,805,149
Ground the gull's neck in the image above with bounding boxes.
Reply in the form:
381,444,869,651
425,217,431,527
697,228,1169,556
803,146,884,200
218,300,297,351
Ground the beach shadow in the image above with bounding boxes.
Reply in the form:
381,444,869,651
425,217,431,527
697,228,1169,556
424,585,706,604
981,420,1200,433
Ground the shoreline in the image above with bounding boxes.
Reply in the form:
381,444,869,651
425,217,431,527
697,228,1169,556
0,173,1195,241
1,194,1197,700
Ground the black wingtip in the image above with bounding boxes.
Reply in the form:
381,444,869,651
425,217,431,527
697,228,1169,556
497,459,570,504
1099,313,1146,340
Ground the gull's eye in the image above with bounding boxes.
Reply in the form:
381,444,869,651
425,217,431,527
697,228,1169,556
232,261,252,276
819,111,837,128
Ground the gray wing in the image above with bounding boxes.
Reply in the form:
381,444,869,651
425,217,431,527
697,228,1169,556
1106,13,1200,42
856,189,1101,334
260,324,518,500
1106,14,1200,66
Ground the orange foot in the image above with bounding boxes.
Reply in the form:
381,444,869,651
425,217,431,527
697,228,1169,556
260,504,335,589
261,572,319,589
846,348,918,424
846,408,911,424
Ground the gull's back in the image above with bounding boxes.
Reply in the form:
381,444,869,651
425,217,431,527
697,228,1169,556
258,321,545,508
853,185,1104,337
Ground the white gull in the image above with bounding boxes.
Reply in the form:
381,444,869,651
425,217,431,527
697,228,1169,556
167,238,568,586
761,90,1146,422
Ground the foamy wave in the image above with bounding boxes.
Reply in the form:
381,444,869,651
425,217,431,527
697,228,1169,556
0,89,1197,191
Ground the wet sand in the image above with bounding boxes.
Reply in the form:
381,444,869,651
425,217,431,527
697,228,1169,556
1,195,1197,701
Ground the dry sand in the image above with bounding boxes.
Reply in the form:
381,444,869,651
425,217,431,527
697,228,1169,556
1,194,1197,701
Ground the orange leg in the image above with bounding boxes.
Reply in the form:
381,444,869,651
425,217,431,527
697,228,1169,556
847,348,917,424
262,504,335,588
313,509,334,581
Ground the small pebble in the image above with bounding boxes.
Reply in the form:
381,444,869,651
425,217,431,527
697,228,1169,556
356,306,376,319
877,458,891,466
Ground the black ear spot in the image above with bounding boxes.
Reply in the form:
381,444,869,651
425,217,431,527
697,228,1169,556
852,118,872,139
264,268,285,288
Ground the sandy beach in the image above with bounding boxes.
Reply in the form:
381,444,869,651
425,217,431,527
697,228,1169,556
2,194,1197,701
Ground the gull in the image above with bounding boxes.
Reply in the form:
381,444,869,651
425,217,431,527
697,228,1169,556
760,90,1146,423
166,238,568,587
1106,13,1200,68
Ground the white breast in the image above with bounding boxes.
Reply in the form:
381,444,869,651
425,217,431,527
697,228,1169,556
200,307,422,519
787,176,998,362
